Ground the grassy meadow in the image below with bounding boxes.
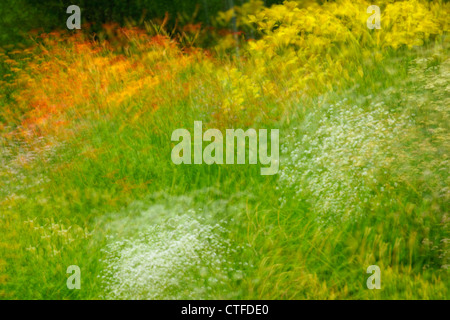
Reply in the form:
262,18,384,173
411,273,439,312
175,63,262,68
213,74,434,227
0,0,449,299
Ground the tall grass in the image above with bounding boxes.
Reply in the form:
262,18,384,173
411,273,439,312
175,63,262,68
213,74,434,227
0,0,448,299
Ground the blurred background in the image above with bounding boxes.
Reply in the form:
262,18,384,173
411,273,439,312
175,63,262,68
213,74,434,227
0,0,290,46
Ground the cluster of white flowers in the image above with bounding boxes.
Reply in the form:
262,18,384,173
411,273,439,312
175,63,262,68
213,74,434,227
100,205,243,300
278,99,413,225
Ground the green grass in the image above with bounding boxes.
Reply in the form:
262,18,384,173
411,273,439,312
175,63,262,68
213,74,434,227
0,37,449,299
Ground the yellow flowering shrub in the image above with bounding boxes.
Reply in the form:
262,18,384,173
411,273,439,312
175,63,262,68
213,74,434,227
209,0,449,117
382,0,443,48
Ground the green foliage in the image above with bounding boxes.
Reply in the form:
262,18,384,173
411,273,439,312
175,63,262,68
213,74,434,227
0,0,448,300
